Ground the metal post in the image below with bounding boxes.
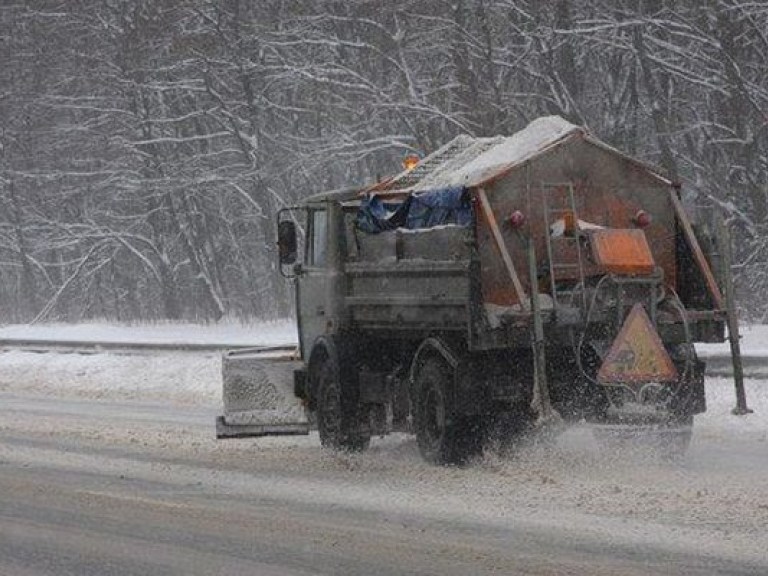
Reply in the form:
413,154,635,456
526,234,560,425
716,216,752,415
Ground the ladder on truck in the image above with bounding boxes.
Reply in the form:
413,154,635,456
542,182,587,311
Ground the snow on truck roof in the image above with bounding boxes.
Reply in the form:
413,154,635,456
301,116,670,205
414,116,580,190
381,115,671,193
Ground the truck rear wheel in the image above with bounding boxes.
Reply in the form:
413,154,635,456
315,356,370,452
415,357,484,465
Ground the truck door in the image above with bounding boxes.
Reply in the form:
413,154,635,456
296,206,330,361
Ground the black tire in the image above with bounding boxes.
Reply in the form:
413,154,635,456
415,357,484,465
315,356,370,452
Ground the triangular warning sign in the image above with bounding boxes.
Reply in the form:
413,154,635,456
597,303,678,385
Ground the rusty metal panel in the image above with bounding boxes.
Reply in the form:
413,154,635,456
597,303,678,385
475,137,679,307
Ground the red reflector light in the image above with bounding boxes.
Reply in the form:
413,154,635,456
507,210,526,229
634,210,652,228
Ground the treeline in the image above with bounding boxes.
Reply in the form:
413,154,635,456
1,0,767,322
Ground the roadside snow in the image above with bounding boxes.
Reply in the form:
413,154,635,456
0,349,221,405
0,320,764,432
696,376,767,442
0,320,297,405
697,323,768,357
0,319,297,347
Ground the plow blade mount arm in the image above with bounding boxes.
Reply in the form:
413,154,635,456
216,346,310,438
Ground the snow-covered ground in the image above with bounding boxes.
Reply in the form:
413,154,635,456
0,320,766,570
0,320,765,433
2,318,760,355
698,323,768,357
0,319,297,347
0,320,297,404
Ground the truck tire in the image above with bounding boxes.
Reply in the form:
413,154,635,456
315,355,371,452
415,357,484,465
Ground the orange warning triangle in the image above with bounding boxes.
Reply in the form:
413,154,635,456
597,303,678,385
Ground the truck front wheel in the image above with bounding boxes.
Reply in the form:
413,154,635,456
415,357,483,465
315,356,370,452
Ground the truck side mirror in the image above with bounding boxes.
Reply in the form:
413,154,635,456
277,220,298,265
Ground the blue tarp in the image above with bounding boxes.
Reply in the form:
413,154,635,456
405,187,470,229
357,187,469,233
355,194,411,233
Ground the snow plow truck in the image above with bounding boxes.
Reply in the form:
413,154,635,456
216,116,733,464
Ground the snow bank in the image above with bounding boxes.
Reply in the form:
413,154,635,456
0,349,221,405
696,376,768,442
0,320,296,405
697,323,768,357
0,320,765,434
0,319,297,347
0,348,765,437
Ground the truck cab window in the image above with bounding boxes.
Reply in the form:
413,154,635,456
309,209,327,267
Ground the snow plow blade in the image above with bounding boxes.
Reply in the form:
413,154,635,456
216,346,310,439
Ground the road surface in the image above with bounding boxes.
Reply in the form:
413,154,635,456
1,389,766,575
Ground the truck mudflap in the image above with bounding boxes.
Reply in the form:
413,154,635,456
216,346,310,439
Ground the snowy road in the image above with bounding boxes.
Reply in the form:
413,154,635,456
1,376,767,575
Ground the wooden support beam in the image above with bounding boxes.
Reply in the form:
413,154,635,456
715,217,752,415
476,187,527,305
668,188,724,310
